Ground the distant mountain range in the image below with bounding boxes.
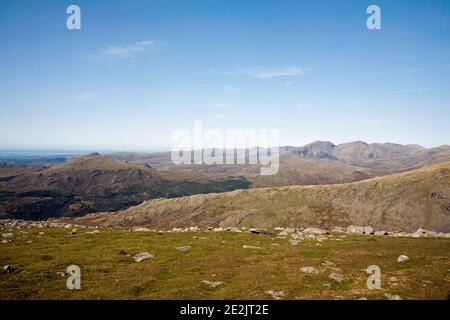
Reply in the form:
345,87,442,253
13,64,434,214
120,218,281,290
1,141,450,222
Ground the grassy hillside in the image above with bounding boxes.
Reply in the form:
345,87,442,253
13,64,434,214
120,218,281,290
0,226,449,299
0,154,250,220
76,162,450,232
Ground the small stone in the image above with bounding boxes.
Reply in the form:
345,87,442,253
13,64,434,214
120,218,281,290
346,225,365,234
134,227,152,232
322,260,335,268
85,230,100,235
385,293,402,300
265,290,284,300
289,239,299,246
249,229,272,235
364,226,373,235
303,227,328,235
133,252,155,262
397,255,409,263
202,280,223,288
329,272,344,283
176,245,191,251
3,265,17,273
1,233,14,238
290,233,303,240
243,245,263,249
38,232,45,235
300,267,319,274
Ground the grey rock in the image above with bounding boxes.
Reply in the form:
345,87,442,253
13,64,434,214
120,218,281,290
385,293,402,300
133,252,155,262
265,290,284,300
303,227,328,235
329,272,344,283
3,265,17,273
243,245,263,249
134,227,152,232
397,255,409,263
346,225,365,234
202,280,223,288
176,246,191,251
300,267,319,274
249,228,272,235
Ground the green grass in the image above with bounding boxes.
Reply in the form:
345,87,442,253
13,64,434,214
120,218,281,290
0,227,449,300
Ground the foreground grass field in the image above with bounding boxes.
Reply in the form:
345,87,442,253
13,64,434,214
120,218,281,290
1,227,449,300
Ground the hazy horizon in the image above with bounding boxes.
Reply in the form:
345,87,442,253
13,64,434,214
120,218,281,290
1,1,449,150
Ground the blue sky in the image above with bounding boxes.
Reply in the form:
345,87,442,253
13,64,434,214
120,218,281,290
0,0,449,151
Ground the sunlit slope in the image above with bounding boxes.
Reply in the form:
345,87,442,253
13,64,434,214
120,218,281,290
77,162,450,232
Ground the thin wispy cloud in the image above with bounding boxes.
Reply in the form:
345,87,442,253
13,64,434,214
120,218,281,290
74,94,94,101
222,86,240,93
212,103,228,108
216,67,304,79
86,40,163,62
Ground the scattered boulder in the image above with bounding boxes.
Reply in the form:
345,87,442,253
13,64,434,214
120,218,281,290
410,227,438,238
133,252,155,262
322,260,335,268
331,226,346,233
243,245,263,250
265,290,284,300
374,231,388,236
85,230,100,235
249,228,272,235
346,225,365,235
1,233,14,238
364,226,373,235
176,246,191,251
67,229,77,236
289,240,299,246
329,272,344,283
397,255,410,263
3,265,17,273
385,293,402,300
300,267,319,274
134,227,152,232
202,280,223,288
303,227,328,235
290,233,303,240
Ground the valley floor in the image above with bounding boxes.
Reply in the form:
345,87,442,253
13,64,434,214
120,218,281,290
1,226,449,300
